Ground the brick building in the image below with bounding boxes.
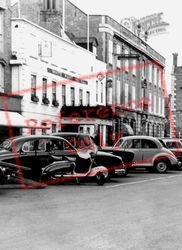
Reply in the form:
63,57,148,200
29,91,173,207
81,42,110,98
0,1,27,141
171,53,182,137
13,0,166,141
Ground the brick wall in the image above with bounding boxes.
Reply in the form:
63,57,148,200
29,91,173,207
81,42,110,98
0,2,12,93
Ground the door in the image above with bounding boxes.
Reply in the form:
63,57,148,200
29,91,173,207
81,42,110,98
140,139,159,167
121,139,143,166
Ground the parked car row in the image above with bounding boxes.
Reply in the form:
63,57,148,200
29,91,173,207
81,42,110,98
0,134,181,188
100,135,180,173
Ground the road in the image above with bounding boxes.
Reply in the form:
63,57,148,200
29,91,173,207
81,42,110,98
1,170,182,250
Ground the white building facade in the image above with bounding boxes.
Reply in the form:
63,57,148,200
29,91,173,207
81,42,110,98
11,18,107,141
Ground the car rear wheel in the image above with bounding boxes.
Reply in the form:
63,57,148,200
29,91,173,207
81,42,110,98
155,161,168,173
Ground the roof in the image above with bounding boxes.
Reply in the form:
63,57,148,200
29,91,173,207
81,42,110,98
73,37,99,46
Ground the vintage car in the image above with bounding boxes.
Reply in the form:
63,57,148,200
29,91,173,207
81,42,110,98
0,135,109,186
52,132,133,178
100,135,179,173
162,138,182,169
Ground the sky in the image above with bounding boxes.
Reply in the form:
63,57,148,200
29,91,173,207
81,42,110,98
70,0,182,92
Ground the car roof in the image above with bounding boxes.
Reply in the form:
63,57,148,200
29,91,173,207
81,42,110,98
162,138,181,141
52,132,91,137
118,135,160,141
5,135,71,143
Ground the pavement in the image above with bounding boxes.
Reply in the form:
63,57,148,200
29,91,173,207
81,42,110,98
1,170,182,250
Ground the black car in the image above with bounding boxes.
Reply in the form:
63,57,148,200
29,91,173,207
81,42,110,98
0,135,108,187
52,132,133,178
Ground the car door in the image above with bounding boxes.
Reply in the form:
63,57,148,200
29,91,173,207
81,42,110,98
140,139,159,167
121,139,142,166
20,139,49,179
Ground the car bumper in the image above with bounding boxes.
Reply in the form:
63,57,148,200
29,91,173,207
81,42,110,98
114,168,126,175
169,155,181,169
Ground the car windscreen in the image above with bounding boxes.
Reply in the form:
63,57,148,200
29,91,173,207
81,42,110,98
60,135,94,150
158,139,168,148
165,140,182,149
77,135,93,149
114,138,124,147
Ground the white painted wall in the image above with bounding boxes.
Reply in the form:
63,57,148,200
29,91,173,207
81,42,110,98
11,18,106,134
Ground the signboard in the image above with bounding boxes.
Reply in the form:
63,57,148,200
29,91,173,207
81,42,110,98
121,13,169,40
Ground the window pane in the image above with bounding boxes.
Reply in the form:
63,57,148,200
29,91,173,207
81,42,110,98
42,78,47,98
142,139,157,149
62,85,66,105
31,74,36,96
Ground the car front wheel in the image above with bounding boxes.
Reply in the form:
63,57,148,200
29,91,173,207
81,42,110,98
176,159,182,170
95,172,106,185
155,160,168,173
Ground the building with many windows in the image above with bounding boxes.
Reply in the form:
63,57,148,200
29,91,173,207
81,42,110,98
170,53,182,137
63,10,166,140
11,18,108,144
15,0,166,143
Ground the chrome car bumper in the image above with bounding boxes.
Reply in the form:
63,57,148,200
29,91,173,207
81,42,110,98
114,168,126,175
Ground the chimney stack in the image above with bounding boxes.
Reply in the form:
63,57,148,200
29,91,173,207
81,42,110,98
172,53,178,68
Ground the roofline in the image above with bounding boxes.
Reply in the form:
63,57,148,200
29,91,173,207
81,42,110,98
11,18,96,57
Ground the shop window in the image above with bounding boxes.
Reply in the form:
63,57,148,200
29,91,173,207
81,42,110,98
52,123,56,133
30,128,36,135
42,122,47,135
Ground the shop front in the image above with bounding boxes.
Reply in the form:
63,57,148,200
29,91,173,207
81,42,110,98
60,105,113,146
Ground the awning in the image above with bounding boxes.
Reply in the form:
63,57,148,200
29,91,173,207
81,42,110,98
0,111,29,128
121,123,134,136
